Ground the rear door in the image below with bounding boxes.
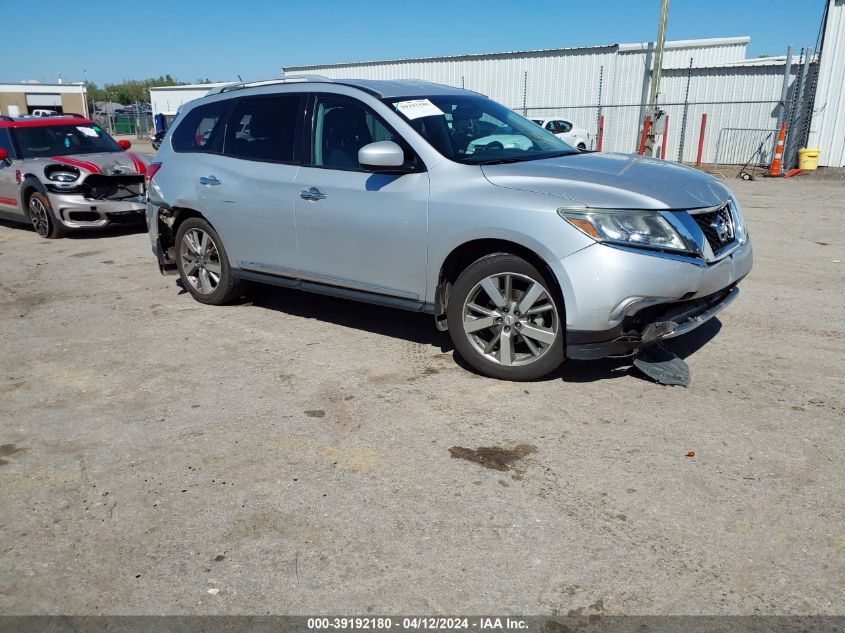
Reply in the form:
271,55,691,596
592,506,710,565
294,93,429,301
180,94,304,274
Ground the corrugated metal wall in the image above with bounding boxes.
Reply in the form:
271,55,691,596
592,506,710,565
286,38,750,108
808,0,845,167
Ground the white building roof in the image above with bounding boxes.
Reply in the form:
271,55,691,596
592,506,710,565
149,82,232,91
285,37,751,71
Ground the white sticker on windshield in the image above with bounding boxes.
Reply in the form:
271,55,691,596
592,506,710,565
76,126,100,137
394,99,444,120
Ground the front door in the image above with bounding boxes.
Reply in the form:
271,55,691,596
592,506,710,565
294,94,429,301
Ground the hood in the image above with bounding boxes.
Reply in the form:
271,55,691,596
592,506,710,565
35,151,149,177
481,152,731,210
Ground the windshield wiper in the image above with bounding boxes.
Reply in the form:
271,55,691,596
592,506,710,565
476,150,580,166
475,157,532,165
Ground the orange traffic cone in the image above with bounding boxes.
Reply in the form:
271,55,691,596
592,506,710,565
769,122,787,176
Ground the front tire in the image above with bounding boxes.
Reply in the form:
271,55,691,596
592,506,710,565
175,217,242,305
28,192,65,239
447,253,564,380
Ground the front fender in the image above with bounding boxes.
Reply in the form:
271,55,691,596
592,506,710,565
19,176,48,215
427,163,595,304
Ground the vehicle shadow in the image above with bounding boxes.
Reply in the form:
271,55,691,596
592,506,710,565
0,217,147,239
210,280,723,384
239,282,453,350
65,224,147,239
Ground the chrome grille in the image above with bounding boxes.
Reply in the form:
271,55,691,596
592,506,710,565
692,203,736,255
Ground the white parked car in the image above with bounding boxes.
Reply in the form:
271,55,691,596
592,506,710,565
531,118,590,150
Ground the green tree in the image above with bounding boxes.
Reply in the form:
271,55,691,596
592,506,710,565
88,75,187,105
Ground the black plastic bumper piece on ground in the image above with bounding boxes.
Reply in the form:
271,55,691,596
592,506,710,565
633,343,691,386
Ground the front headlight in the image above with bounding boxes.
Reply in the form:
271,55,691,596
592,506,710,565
557,207,691,253
730,197,749,244
46,171,79,183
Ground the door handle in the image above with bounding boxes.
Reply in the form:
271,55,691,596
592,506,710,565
300,187,326,201
199,175,221,186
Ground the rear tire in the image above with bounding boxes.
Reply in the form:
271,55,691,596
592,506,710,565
577,143,587,151
447,253,564,380
28,192,66,239
175,217,242,305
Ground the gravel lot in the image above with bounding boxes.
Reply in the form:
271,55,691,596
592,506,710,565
0,176,842,615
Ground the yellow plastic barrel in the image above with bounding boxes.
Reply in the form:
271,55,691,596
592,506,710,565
798,148,821,170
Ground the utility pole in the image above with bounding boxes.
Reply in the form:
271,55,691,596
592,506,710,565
644,0,670,155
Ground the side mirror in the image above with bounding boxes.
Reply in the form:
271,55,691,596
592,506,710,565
358,141,411,172
118,139,132,150
0,148,8,162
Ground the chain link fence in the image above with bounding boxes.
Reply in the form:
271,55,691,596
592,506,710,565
520,100,784,170
91,113,154,139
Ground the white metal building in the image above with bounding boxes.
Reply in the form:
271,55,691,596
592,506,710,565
149,82,231,117
808,0,845,167
0,82,88,117
285,37,751,111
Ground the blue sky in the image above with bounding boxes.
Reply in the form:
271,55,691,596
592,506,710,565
3,0,826,85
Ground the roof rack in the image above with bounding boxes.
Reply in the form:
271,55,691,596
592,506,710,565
205,75,333,96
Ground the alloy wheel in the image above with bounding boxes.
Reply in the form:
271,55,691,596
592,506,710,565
179,228,222,295
462,272,559,367
29,197,50,238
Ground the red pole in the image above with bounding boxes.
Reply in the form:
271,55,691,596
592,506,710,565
638,115,652,155
597,115,604,151
695,113,707,167
660,114,669,160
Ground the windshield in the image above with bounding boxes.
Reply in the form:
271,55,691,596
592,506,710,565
11,124,122,158
385,94,577,164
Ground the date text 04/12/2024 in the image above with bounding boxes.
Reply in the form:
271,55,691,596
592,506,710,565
306,618,529,630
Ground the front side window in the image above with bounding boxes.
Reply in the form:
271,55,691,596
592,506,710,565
223,94,302,163
172,100,230,153
312,96,398,170
386,94,576,165
11,124,121,158
558,120,573,133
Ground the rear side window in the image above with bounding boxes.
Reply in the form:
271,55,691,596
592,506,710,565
223,94,302,163
172,100,230,153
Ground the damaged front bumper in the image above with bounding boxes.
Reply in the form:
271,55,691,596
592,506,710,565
556,237,752,360
566,286,740,360
48,192,147,229
47,174,147,229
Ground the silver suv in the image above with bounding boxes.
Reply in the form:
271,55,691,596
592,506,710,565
146,77,752,380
